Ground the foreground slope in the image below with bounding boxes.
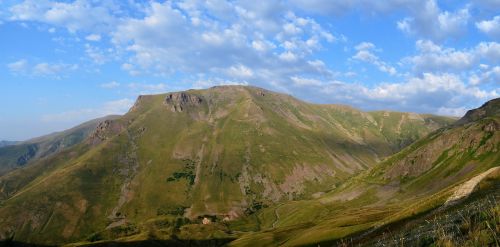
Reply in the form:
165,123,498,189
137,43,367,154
229,98,499,246
0,86,452,245
0,115,119,176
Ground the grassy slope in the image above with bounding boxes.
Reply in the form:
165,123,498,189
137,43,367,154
228,111,499,246
0,86,454,245
0,115,120,176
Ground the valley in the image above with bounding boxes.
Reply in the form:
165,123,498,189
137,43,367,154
0,86,497,246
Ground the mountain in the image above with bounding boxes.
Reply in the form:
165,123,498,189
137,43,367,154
0,141,18,148
0,116,120,176
0,86,454,245
455,98,500,125
229,97,499,246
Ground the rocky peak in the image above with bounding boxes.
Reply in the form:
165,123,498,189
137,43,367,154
455,98,500,125
164,92,203,112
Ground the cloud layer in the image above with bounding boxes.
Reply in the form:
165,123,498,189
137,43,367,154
2,0,499,122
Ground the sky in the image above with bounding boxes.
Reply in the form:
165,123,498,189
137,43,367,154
0,0,499,141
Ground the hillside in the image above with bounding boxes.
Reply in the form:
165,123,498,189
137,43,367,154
229,97,499,246
0,141,18,148
0,115,120,176
0,86,454,245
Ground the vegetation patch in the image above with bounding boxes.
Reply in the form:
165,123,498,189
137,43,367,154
166,159,196,185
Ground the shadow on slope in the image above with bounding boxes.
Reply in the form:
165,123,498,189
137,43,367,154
76,238,234,247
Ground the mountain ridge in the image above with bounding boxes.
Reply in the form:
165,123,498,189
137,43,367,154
0,85,487,246
0,115,120,176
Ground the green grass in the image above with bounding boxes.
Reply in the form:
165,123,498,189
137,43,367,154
0,86,462,245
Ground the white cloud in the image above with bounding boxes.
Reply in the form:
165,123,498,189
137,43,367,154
396,0,470,41
100,81,120,89
7,59,28,73
405,40,500,74
316,73,498,116
354,42,375,51
251,40,275,52
110,1,335,83
279,51,298,62
33,63,55,75
2,0,496,119
415,39,441,53
85,33,101,41
41,98,134,123
290,76,323,86
475,42,500,61
290,0,469,42
226,64,254,78
476,16,500,39
352,42,397,75
84,44,109,65
9,0,117,33
7,59,77,77
469,66,500,85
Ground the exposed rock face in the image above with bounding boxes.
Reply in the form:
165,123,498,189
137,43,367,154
87,120,125,145
129,95,145,112
164,92,203,112
385,118,500,180
16,144,38,166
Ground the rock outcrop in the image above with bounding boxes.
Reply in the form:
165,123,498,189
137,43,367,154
164,92,203,112
87,120,125,145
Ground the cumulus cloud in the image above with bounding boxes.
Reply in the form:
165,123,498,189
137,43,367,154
352,42,397,75
295,73,498,116
2,0,497,118
396,0,470,41
9,0,118,33
405,40,500,74
469,66,500,85
110,0,336,86
476,16,500,39
290,0,469,42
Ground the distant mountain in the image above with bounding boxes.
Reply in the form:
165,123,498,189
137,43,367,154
0,115,120,176
0,141,18,148
0,86,455,245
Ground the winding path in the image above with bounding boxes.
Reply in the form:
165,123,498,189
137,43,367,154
445,166,499,205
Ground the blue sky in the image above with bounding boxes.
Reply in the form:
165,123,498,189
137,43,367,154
0,0,499,141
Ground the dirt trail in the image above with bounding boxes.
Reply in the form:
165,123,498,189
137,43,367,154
272,204,283,228
445,166,499,205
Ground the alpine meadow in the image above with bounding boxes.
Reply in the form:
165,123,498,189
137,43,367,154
0,1,499,247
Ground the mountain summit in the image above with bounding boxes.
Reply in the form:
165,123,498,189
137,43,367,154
0,86,455,245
